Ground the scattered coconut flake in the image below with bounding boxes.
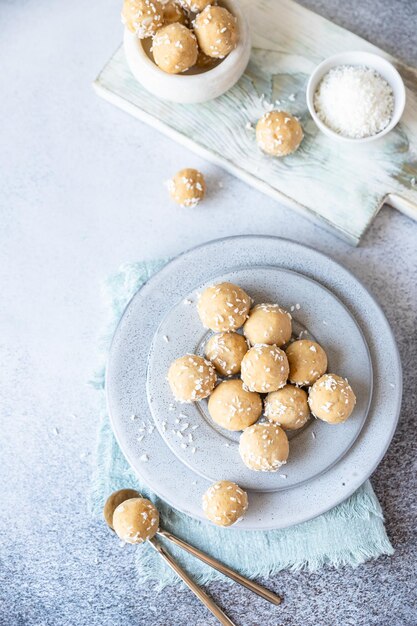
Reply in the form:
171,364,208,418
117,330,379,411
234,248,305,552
139,454,149,462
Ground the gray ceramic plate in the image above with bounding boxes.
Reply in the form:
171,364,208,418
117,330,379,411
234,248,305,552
106,236,402,530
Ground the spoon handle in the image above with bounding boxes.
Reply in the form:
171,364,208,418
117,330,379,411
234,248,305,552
149,538,237,626
157,529,282,606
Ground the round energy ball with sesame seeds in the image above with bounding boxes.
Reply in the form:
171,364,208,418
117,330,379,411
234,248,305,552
208,379,262,431
265,385,310,430
243,303,292,347
168,168,206,207
308,374,356,424
239,423,289,472
286,339,327,386
168,354,217,402
161,0,189,26
122,0,164,38
256,111,303,157
202,480,248,527
205,332,248,377
194,6,238,59
113,497,159,543
241,344,289,393
152,23,198,74
104,488,141,529
197,282,251,332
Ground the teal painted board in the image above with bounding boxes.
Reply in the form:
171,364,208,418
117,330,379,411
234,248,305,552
93,0,417,244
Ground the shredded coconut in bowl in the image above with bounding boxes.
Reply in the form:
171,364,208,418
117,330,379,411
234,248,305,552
314,65,394,139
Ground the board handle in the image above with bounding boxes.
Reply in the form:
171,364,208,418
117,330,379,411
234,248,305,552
387,193,417,222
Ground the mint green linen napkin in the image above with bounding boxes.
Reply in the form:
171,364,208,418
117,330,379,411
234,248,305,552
90,260,393,587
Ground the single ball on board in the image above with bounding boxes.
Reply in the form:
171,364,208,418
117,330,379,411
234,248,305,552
256,111,303,157
152,23,198,73
122,0,164,38
194,6,238,59
161,0,188,25
168,168,206,207
208,379,262,431
197,282,251,332
180,0,211,12
168,354,217,403
264,384,310,430
202,480,248,527
239,423,289,472
205,331,248,377
243,303,292,347
241,344,289,393
286,339,328,386
104,488,141,529
113,497,159,543
308,374,356,424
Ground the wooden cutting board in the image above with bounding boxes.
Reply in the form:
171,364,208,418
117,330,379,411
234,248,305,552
94,0,417,245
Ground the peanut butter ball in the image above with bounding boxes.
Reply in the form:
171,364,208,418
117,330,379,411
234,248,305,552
104,488,141,529
208,379,262,431
153,23,198,73
256,111,303,157
162,0,188,25
239,423,289,472
168,354,217,403
113,497,159,543
243,303,292,347
265,385,310,430
202,480,248,527
308,374,356,424
241,344,289,393
286,340,327,386
197,282,251,332
205,332,248,377
194,6,238,59
168,168,206,207
122,0,164,38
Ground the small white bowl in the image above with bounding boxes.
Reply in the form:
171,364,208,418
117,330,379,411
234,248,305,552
123,0,251,104
306,51,406,144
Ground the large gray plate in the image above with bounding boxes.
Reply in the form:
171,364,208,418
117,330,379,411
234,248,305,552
106,236,402,530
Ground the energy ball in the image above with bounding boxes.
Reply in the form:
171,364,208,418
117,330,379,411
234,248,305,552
194,6,238,59
122,0,164,38
308,374,356,424
256,111,303,157
104,488,141,529
243,303,292,347
161,0,188,25
286,340,327,386
265,385,310,430
168,354,217,403
152,23,198,74
204,332,248,376
197,282,251,332
202,480,248,527
180,0,211,11
113,497,159,543
241,344,289,393
239,423,289,472
168,168,206,207
208,379,262,431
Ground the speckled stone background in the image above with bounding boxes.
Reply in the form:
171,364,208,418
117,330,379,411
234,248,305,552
1,1,416,625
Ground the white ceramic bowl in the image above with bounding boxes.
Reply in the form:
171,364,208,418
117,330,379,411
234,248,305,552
123,0,251,104
306,51,406,144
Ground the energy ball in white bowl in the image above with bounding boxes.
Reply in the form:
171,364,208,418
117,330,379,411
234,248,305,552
168,168,206,207
122,0,164,38
197,282,251,332
194,5,238,59
239,423,289,472
204,331,248,376
168,354,217,402
243,303,292,347
308,374,356,424
161,0,189,26
264,385,310,430
256,111,303,157
286,339,328,386
208,379,262,431
152,23,198,73
202,480,248,527
113,497,159,543
241,344,289,393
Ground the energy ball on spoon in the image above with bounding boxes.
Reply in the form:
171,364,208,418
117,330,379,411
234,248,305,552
208,379,262,431
256,111,303,157
168,354,217,402
241,344,289,393
239,423,289,472
308,374,356,424
152,23,198,73
286,339,327,386
194,6,238,59
204,331,248,376
197,282,251,332
161,0,188,25
104,488,141,529
168,168,206,207
265,385,310,430
202,480,248,527
113,497,160,543
243,303,292,347
122,0,164,38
